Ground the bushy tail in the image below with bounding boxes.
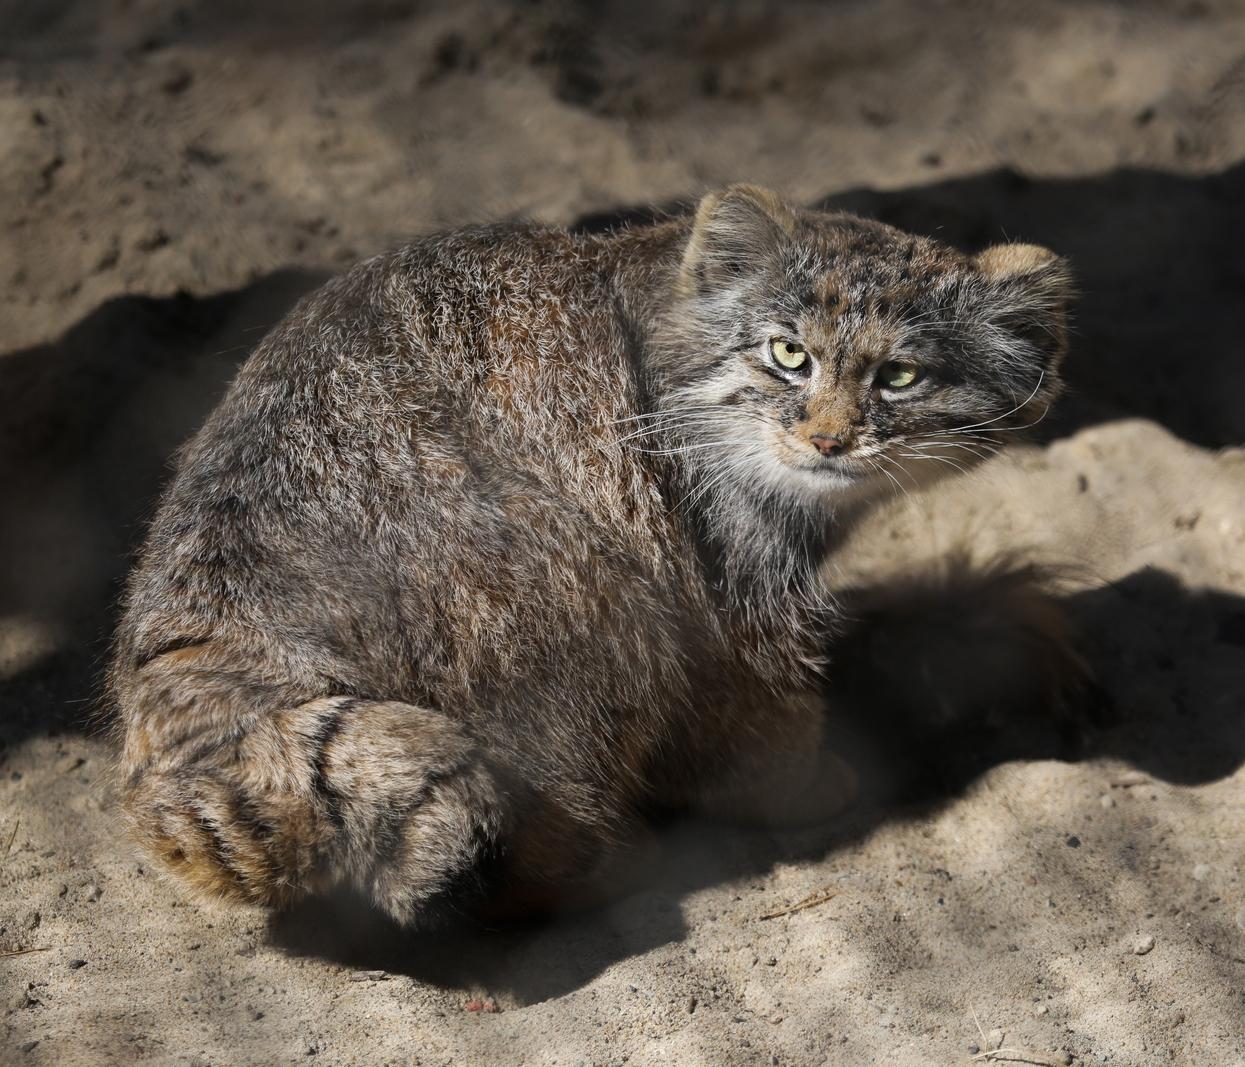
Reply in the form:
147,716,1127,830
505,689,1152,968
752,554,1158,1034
116,643,504,926
825,553,1105,798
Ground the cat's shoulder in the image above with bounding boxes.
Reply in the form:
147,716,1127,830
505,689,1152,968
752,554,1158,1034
389,221,598,286
283,221,625,339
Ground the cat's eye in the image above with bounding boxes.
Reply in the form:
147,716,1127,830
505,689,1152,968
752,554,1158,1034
876,360,923,390
769,338,808,371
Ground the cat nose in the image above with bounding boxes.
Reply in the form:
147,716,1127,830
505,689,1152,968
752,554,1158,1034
809,434,845,457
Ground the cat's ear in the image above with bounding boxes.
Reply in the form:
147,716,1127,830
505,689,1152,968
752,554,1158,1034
677,185,797,297
973,243,1074,368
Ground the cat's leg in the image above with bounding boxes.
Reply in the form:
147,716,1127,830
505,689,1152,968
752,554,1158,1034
118,645,505,927
691,692,859,829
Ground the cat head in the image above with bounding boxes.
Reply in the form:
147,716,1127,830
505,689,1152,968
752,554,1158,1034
647,185,1072,504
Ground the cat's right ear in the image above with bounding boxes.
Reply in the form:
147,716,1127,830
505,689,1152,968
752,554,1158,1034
677,185,797,297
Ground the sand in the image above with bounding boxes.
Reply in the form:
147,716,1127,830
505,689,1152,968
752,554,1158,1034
2,2,1244,1063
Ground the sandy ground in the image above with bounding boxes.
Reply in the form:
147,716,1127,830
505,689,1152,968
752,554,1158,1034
3,1,1245,1063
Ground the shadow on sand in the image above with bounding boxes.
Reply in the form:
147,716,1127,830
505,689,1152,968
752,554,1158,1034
2,166,1243,1001
265,558,1245,1003
0,268,329,738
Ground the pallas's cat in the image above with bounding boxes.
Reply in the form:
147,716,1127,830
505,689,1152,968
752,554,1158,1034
111,186,1070,925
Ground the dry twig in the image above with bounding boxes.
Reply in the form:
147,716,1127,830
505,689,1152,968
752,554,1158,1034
757,886,837,921
973,1051,1067,1066
968,1003,1067,1066
0,946,51,959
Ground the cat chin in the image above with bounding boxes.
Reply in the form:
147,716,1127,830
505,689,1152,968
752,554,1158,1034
763,459,885,503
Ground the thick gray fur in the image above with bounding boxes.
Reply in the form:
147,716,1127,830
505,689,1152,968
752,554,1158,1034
110,186,1071,925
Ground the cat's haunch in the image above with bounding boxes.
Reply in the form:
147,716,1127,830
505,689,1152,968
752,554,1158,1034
110,186,1071,926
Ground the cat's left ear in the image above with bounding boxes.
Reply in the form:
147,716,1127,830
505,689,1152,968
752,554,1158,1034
973,243,1074,368
677,184,798,297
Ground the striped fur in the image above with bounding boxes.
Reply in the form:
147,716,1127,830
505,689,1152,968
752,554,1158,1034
111,187,1071,925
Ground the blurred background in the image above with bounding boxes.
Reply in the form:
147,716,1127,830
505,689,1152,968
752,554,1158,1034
2,2,1244,1064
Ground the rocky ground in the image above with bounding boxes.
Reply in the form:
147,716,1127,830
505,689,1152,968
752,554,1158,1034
2,2,1244,1064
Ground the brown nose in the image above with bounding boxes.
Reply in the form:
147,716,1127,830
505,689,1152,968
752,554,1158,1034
809,434,845,457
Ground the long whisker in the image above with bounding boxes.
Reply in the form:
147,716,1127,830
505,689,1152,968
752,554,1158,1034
904,439,1000,463
920,402,1052,441
921,371,1046,438
605,403,724,426
873,454,916,506
619,409,775,447
895,449,971,477
616,414,744,444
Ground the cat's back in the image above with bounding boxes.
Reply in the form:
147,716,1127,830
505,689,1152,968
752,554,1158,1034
217,222,629,431
119,220,692,709
164,221,654,521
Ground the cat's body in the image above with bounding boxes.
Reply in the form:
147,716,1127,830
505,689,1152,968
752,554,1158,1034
111,188,1070,925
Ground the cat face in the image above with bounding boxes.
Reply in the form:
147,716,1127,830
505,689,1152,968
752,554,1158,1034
653,186,1072,502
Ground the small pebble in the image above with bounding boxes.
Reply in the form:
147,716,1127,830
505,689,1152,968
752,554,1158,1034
686,996,698,1014
1099,794,1115,809
1036,1004,1049,1015
1066,836,1081,849
967,1044,981,1056
988,1028,1005,1047
1133,935,1156,955
68,959,88,970
1192,863,1211,882
348,970,387,982
22,910,40,931
21,1041,38,1054
83,884,103,902
1235,907,1245,932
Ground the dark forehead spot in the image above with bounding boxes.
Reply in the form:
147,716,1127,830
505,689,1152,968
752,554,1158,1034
814,274,849,315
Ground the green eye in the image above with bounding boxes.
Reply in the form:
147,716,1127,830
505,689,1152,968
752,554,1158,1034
770,338,808,371
877,360,922,390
